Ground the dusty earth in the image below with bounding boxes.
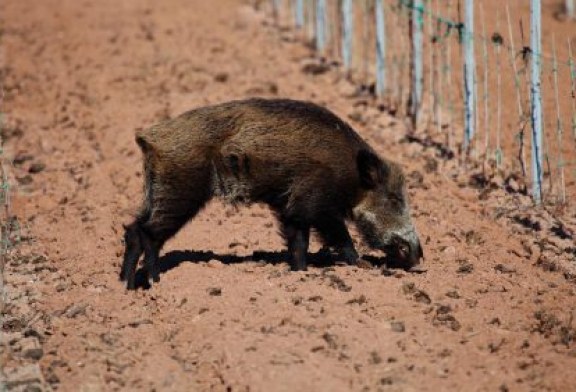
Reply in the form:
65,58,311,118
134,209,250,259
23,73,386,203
1,0,576,391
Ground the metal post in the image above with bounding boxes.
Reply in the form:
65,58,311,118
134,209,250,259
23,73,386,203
410,0,424,128
272,0,281,20
341,0,353,71
531,0,543,204
569,39,576,143
316,0,326,54
375,0,386,96
306,0,315,40
463,0,475,150
295,0,304,28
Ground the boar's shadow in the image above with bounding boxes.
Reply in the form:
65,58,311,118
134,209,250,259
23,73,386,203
132,249,388,290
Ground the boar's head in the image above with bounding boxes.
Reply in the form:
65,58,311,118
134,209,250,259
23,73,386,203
353,150,423,270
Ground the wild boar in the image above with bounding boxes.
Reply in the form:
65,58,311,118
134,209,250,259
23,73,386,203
120,98,423,290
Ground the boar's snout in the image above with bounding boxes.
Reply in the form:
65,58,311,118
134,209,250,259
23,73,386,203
385,230,424,270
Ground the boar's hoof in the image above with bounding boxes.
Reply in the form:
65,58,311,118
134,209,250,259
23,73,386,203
407,265,427,273
290,264,308,272
356,259,373,269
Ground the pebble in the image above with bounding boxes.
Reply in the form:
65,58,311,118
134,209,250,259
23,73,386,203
442,246,456,257
28,163,46,174
207,259,224,269
390,321,406,333
20,337,44,360
4,364,46,390
64,303,88,318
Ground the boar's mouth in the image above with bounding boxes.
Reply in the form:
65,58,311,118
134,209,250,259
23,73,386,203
382,234,424,271
354,211,425,271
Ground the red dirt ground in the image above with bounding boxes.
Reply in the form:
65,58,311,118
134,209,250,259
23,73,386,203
1,0,575,391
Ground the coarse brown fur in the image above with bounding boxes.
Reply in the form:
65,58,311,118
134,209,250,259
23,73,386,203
120,98,422,290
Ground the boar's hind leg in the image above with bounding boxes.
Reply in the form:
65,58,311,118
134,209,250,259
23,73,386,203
314,217,359,265
281,219,310,271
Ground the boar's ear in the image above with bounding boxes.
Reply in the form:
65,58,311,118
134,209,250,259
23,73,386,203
357,149,388,189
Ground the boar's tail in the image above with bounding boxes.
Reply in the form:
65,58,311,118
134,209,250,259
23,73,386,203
135,133,149,151
135,135,155,224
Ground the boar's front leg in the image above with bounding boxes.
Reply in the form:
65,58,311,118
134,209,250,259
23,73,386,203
120,218,163,290
281,219,310,271
120,220,145,290
314,217,359,265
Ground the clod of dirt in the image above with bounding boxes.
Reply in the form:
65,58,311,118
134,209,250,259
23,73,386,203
63,303,88,318
19,337,43,360
402,282,432,304
301,59,330,75
128,319,152,328
445,290,460,299
228,241,243,249
390,321,406,333
322,270,351,292
207,287,222,296
4,332,23,347
4,364,47,391
550,223,573,240
414,290,431,304
423,156,438,173
407,170,427,190
28,162,46,174
465,299,478,308
442,246,457,257
245,81,278,95
489,317,501,326
322,332,338,350
336,78,357,97
368,351,382,365
347,111,366,125
13,153,34,165
433,305,461,331
436,305,452,315
380,377,394,385
494,264,516,274
464,230,483,245
346,295,367,305
488,339,506,353
214,72,229,83
533,310,575,347
402,282,416,294
513,215,542,232
499,384,510,392
206,259,224,269
434,314,461,331
504,175,525,194
457,261,474,274
0,120,24,141
24,328,44,343
536,254,559,272
16,175,33,185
